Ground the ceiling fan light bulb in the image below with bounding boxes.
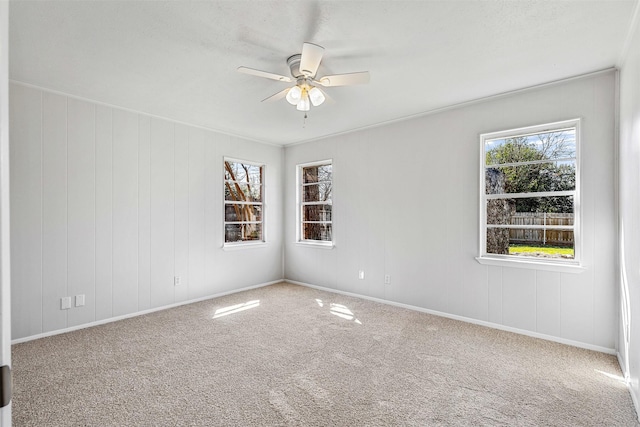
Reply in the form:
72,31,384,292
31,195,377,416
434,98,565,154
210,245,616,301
286,86,302,105
297,97,310,111
309,87,326,106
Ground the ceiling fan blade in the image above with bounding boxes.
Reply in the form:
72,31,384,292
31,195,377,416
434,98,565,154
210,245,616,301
261,87,291,103
314,87,335,105
299,42,325,77
237,66,292,82
317,71,370,87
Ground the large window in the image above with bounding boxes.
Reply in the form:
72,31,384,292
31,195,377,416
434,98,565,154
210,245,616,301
479,119,580,264
224,159,264,244
298,160,332,245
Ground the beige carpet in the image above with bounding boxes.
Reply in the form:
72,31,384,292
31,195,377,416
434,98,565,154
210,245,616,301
12,282,638,426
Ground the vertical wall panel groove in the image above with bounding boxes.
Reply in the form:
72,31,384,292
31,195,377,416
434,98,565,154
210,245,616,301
40,91,43,333
111,111,113,317
94,106,97,321
174,125,190,303
174,125,176,303
138,116,151,311
65,98,68,315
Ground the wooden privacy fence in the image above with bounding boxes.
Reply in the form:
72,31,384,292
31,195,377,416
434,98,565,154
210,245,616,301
509,212,574,247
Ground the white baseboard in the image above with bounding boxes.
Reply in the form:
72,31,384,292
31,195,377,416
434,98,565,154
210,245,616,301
286,279,616,355
12,279,284,345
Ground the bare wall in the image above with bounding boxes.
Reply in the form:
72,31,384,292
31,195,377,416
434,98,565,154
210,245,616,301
284,71,617,350
618,11,640,412
9,83,283,340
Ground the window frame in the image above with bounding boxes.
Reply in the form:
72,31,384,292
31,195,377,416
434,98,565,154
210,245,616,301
297,159,334,248
223,157,266,248
476,119,584,272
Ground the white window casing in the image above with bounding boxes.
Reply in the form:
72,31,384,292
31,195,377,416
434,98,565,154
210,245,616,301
297,160,333,247
223,158,266,248
476,119,584,273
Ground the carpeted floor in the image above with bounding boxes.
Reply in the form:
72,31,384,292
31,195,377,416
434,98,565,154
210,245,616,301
12,282,639,426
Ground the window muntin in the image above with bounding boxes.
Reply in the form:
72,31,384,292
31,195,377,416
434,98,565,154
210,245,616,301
480,120,579,263
224,159,264,244
299,161,333,244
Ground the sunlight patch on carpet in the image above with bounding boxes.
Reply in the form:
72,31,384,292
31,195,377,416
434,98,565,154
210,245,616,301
594,369,627,385
330,303,362,325
212,300,260,318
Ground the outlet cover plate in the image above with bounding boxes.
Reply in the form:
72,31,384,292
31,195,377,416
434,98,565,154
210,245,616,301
75,294,85,307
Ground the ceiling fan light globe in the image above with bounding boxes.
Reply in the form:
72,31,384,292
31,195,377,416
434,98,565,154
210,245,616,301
286,86,302,105
297,97,310,111
309,87,326,106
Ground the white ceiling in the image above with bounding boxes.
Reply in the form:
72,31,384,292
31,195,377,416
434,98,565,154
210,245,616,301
9,0,639,145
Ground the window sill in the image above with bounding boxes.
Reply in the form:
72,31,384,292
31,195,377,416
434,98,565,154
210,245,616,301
296,241,335,249
222,242,267,251
475,256,585,273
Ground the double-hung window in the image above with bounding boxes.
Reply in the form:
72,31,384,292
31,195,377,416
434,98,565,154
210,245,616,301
298,160,333,245
479,119,580,266
224,159,264,245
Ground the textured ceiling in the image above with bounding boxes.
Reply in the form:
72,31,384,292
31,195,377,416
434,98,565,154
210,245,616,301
9,0,639,145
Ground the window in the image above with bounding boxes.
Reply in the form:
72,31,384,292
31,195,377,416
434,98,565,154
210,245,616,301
298,160,332,245
224,159,264,245
479,119,580,266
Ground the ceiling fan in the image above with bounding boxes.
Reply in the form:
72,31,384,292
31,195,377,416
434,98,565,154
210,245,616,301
237,42,370,112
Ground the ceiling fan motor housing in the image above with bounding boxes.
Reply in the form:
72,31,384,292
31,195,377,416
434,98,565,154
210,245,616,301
287,54,305,78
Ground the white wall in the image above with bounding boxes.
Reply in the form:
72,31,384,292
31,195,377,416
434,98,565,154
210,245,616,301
9,71,619,352
618,14,640,412
9,83,283,340
0,1,11,425
285,71,617,350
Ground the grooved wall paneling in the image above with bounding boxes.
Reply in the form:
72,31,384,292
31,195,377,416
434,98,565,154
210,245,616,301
112,110,139,316
138,115,151,311
536,270,561,337
9,84,283,340
150,118,174,309
174,125,190,303
9,84,43,338
66,98,96,327
502,267,536,331
94,105,113,321
284,72,617,349
42,92,67,332
188,128,207,299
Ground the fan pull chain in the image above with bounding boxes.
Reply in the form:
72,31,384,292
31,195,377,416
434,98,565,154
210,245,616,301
303,112,308,128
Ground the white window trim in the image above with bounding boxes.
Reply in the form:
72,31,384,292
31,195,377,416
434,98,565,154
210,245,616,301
477,119,583,273
297,159,334,248
223,157,266,248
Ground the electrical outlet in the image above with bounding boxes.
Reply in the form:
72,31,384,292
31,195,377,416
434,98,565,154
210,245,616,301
75,294,85,307
384,274,391,285
60,297,71,310
174,276,181,286
358,270,365,280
